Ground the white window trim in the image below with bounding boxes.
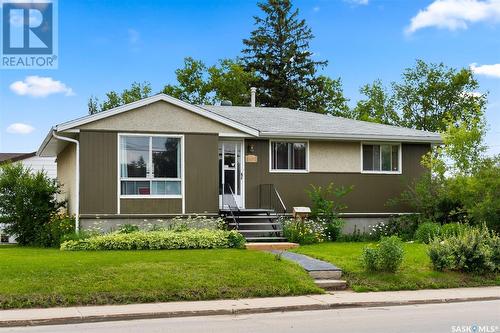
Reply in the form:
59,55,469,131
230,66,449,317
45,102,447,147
117,133,185,207
360,142,402,175
269,139,309,173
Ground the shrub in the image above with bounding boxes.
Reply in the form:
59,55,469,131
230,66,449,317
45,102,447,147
361,247,379,271
361,236,404,273
60,229,245,251
322,217,344,241
440,223,466,238
377,236,405,272
428,226,499,274
39,214,75,247
306,182,351,241
282,218,325,245
415,222,441,244
385,215,420,241
0,163,66,246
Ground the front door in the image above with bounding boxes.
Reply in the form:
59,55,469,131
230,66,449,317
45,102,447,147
219,141,244,209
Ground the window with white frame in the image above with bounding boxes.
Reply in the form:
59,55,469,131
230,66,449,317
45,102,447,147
119,135,182,196
270,141,307,171
362,143,401,173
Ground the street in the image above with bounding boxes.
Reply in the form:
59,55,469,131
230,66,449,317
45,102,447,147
1,300,499,333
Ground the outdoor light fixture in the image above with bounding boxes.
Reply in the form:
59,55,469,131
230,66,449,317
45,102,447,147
247,144,255,154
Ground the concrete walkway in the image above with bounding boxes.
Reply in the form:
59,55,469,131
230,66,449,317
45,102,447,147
1,287,499,327
270,251,341,272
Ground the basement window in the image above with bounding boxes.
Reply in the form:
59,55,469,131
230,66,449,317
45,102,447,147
119,134,182,197
270,141,308,172
362,143,401,173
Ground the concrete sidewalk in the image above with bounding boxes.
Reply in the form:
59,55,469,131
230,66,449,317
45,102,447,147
1,287,499,327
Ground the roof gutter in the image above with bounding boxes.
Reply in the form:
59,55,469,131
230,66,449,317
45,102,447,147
260,131,443,144
52,131,80,233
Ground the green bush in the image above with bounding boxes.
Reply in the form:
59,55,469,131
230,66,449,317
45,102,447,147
428,226,499,274
415,222,441,244
440,223,466,238
60,229,245,251
0,163,66,246
39,214,75,247
282,219,325,245
322,217,344,241
361,247,379,271
306,182,351,241
361,236,404,273
384,215,420,241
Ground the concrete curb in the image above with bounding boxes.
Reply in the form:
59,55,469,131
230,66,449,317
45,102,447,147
1,289,499,327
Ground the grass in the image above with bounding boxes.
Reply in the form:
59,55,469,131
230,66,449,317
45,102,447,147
293,242,500,292
0,246,322,309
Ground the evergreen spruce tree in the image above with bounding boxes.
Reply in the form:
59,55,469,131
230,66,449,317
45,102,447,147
243,0,344,113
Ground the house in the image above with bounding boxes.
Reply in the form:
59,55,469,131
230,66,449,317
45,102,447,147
0,152,57,244
37,92,441,238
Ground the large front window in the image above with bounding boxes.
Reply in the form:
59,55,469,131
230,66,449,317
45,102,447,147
362,143,400,173
270,141,307,172
120,135,182,196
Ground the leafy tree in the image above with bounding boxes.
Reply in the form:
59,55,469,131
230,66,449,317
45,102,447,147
242,0,336,112
162,57,212,105
393,60,486,132
302,76,351,116
0,163,66,246
422,117,487,177
208,59,257,106
353,80,398,125
88,81,152,114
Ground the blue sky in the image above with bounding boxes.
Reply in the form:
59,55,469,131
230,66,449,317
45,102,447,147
1,0,499,155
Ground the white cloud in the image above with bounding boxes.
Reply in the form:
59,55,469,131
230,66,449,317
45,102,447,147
470,63,500,78
6,123,35,135
406,0,500,34
313,6,320,12
9,76,74,97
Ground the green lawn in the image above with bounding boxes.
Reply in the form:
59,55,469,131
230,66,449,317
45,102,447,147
0,246,322,309
293,242,500,292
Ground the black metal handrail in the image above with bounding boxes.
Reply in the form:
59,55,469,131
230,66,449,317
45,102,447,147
258,184,286,216
223,184,240,228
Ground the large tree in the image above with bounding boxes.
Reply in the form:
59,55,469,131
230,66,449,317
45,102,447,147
243,0,348,113
352,80,398,125
393,60,486,132
162,57,257,105
162,57,212,105
88,82,152,114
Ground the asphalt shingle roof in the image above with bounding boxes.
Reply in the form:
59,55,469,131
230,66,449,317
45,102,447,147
200,105,441,142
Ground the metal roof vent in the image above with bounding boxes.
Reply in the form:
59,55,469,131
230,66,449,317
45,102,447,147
221,100,233,106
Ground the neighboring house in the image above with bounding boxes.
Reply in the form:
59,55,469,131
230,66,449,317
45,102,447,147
37,93,441,238
0,152,57,244
0,152,57,179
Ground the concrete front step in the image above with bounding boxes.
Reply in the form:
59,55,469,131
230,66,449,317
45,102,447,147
308,270,342,280
246,242,299,251
314,279,347,290
245,237,287,241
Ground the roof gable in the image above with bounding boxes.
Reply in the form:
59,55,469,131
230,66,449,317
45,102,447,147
56,94,259,136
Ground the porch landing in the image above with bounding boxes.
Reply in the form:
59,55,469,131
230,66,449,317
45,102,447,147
245,242,299,251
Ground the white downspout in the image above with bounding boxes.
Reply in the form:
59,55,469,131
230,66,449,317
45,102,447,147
52,131,80,232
